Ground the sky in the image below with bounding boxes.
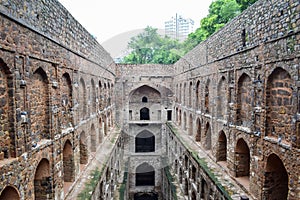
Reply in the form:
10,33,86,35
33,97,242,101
58,0,213,44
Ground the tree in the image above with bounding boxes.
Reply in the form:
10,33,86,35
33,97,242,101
183,0,257,53
123,26,183,64
122,0,258,64
236,0,258,11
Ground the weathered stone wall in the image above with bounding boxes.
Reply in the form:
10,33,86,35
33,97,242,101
115,64,174,127
165,124,233,200
114,64,174,199
0,0,114,72
90,134,124,200
0,0,117,199
173,0,300,199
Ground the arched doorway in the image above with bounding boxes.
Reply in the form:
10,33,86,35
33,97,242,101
201,178,208,199
136,163,155,186
99,117,103,143
188,114,193,135
263,154,288,199
183,112,187,130
216,131,227,162
135,131,155,152
204,122,211,150
235,139,250,177
237,73,252,126
80,131,88,164
0,186,20,200
140,107,150,120
204,80,210,113
134,192,158,200
191,190,196,200
90,124,96,152
195,118,201,142
31,68,49,140
63,140,74,182
266,68,293,142
34,159,52,200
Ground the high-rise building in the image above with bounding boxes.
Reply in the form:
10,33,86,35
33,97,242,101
164,13,194,41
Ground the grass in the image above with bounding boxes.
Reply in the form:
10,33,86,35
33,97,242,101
77,167,103,200
77,153,111,200
119,161,129,200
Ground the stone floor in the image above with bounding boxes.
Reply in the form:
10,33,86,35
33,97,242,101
172,123,255,200
65,127,120,200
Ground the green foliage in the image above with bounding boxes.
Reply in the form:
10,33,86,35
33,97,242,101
183,0,241,52
123,26,183,64
183,0,257,52
236,0,258,11
122,0,258,63
77,168,103,200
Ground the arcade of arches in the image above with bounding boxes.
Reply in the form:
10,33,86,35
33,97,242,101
0,0,300,200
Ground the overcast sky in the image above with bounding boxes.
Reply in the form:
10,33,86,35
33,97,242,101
58,0,213,43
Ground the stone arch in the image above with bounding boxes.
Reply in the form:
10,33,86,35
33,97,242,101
107,82,111,105
107,111,111,128
142,96,148,102
175,84,179,102
61,73,72,128
0,186,20,200
34,158,52,200
195,118,201,142
188,113,193,135
0,59,14,158
217,76,227,119
90,124,96,152
204,79,210,113
195,80,201,110
99,80,103,109
103,114,108,136
91,78,96,113
175,107,178,122
135,130,155,152
266,67,294,142
263,153,288,199
31,67,49,141
103,82,107,106
134,193,158,200
99,117,103,143
140,107,150,120
183,112,187,130
136,163,155,186
79,78,87,118
237,73,252,126
179,83,182,103
216,131,227,162
80,131,88,164
204,122,211,150
179,167,183,184
235,138,250,177
129,85,161,103
191,190,196,200
183,177,188,195
63,140,75,182
201,178,209,199
188,81,192,107
178,109,182,126
183,82,187,105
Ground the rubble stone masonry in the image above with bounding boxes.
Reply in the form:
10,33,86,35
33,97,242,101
0,0,299,200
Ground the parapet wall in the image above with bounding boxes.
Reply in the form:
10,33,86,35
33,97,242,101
0,0,114,72
174,0,299,72
172,0,300,199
